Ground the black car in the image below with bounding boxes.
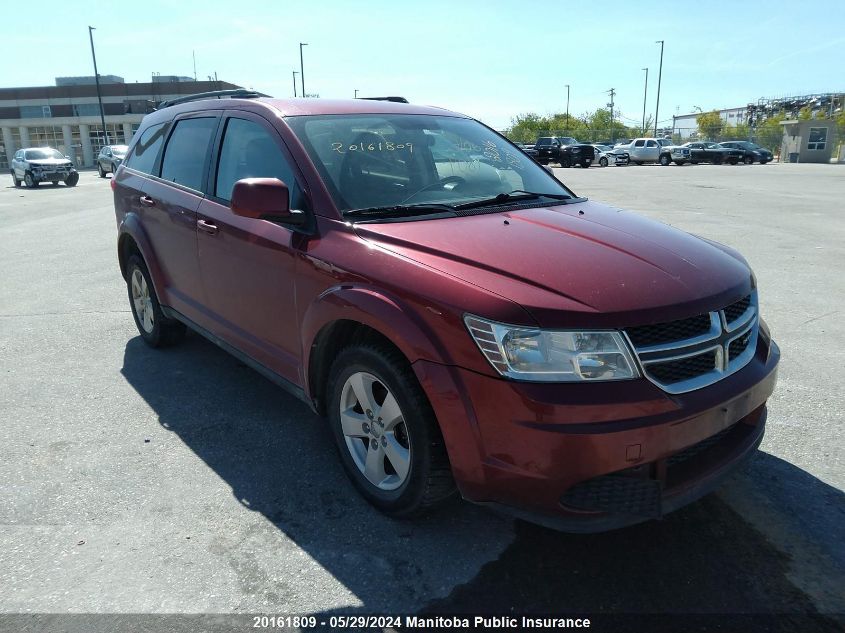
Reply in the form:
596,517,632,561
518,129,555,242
97,145,129,177
718,141,773,164
534,137,595,168
512,141,539,159
682,141,743,165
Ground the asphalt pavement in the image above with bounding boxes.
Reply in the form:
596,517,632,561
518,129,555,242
0,164,842,632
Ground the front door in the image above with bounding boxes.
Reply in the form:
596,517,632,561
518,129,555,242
196,112,309,385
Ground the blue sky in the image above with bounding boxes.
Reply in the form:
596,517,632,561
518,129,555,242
8,1,844,129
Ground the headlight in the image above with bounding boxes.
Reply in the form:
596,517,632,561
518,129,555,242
464,315,640,382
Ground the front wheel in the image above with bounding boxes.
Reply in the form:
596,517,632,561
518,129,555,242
65,172,79,187
24,172,37,188
599,157,608,167
659,154,671,166
126,255,186,348
327,344,455,517
560,156,571,168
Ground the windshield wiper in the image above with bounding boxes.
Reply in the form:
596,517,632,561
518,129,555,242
343,203,456,220
453,190,571,211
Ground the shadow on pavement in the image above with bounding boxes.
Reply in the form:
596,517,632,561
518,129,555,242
121,332,843,628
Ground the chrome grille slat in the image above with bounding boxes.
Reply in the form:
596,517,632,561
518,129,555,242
625,293,758,394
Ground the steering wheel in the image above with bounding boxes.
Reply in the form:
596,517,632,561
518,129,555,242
400,176,467,203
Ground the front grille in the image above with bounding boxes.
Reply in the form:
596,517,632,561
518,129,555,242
729,330,752,360
625,292,758,394
646,350,717,384
626,313,711,348
724,295,751,323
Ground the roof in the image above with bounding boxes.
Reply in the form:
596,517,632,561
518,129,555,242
260,98,468,118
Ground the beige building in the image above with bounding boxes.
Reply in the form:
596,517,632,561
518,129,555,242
0,76,241,170
779,119,838,163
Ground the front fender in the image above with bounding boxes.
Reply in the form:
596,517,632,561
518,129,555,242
118,213,168,304
300,284,454,394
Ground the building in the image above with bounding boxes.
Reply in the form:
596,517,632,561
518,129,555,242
779,119,838,163
673,107,748,139
0,76,242,170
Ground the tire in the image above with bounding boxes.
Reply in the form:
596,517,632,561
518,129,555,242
674,161,686,166
11,171,20,187
744,155,754,165
580,160,590,169
691,160,699,165
659,154,671,166
98,163,106,178
64,172,79,187
24,172,37,188
560,156,571,168
729,158,739,165
125,254,186,348
51,181,59,186
327,344,456,517
599,157,608,167
112,163,119,175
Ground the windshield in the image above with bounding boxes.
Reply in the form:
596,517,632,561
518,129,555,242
111,145,129,157
287,114,573,213
25,148,64,160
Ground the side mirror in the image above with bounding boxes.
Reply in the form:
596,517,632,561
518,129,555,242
230,177,305,225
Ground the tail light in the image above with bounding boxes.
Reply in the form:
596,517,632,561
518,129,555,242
110,177,117,191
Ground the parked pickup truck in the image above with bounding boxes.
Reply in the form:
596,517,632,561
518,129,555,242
620,138,691,165
534,137,595,168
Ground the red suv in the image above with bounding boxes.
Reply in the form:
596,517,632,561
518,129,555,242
113,93,779,532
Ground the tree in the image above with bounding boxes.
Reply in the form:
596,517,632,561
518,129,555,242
798,106,813,120
720,122,750,141
696,110,724,140
755,114,786,152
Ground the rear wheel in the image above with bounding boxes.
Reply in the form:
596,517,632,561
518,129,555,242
98,163,106,178
11,171,20,187
744,155,754,165
126,254,186,348
112,163,120,175
659,154,671,166
327,344,455,517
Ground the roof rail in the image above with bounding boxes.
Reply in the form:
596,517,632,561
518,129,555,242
357,96,409,104
157,89,270,109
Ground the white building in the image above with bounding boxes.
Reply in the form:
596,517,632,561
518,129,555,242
673,106,748,139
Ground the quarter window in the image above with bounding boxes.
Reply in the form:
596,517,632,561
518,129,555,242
160,117,217,191
214,117,303,207
125,122,167,176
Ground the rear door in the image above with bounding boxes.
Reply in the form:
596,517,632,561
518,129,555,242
195,111,309,385
139,112,220,321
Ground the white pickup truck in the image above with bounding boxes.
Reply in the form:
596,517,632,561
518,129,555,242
616,137,691,166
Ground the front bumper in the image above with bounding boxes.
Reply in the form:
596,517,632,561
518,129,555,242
32,168,76,182
413,332,779,532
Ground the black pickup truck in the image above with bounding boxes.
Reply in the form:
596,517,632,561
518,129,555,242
534,136,595,168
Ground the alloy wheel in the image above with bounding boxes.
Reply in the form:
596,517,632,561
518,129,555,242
130,268,155,334
339,371,411,491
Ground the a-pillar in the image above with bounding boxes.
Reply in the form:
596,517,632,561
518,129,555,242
79,123,94,167
122,122,134,144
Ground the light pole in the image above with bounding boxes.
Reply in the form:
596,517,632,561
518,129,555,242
654,40,664,137
88,26,109,146
641,68,649,135
299,42,308,97
565,84,570,135
607,88,616,143
292,71,298,97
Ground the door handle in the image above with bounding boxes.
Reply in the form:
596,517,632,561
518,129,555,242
139,195,156,207
197,219,219,235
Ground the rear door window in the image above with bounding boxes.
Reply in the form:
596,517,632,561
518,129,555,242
160,117,218,191
125,122,168,175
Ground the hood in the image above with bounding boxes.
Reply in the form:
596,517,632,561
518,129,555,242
30,158,73,167
353,201,753,328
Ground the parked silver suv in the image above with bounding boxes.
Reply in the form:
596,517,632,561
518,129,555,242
11,147,79,188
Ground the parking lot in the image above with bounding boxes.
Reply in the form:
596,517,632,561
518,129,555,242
0,164,842,630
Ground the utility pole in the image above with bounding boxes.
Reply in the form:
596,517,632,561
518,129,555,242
299,42,308,97
192,50,197,81
88,26,109,146
565,84,570,135
654,40,664,137
607,88,616,143
292,71,298,97
641,68,649,135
